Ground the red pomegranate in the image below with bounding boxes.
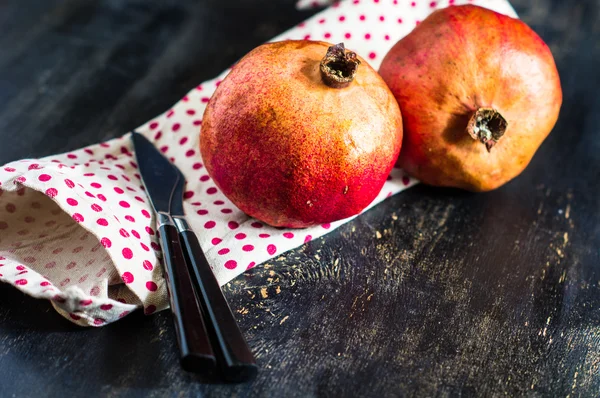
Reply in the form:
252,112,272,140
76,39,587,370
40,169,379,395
201,41,403,228
379,5,562,191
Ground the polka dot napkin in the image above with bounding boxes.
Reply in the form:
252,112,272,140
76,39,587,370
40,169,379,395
0,0,516,327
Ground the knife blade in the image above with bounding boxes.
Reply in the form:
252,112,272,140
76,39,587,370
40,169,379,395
169,155,258,383
131,131,216,373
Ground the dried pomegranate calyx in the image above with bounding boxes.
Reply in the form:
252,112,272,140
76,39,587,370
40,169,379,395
320,43,361,88
467,107,508,152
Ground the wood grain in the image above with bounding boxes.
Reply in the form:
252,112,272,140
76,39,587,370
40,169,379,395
0,0,599,396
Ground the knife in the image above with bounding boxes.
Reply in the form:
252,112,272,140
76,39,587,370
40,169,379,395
131,132,216,373
131,131,258,382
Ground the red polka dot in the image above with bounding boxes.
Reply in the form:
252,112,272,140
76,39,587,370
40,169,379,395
259,233,270,238
228,221,239,230
125,215,135,222
369,52,376,59
251,222,263,228
119,200,130,208
15,279,27,286
160,146,169,153
101,237,112,248
135,196,145,203
365,33,371,39
122,248,133,260
97,194,107,202
267,244,277,255
283,232,295,239
218,248,230,255
140,243,149,251
200,175,210,182
94,318,105,326
97,218,108,226
69,313,81,321
179,137,189,145
430,1,437,6
131,230,140,239
149,122,159,129
145,305,157,315
91,204,102,212
90,182,102,189
143,260,153,271
5,203,15,213
114,187,124,194
151,242,160,251
303,34,311,40
172,123,181,132
235,233,246,240
72,213,84,223
345,32,352,39
242,245,254,252
398,18,403,23
324,32,331,38
339,15,345,21
146,281,158,291
40,281,51,287
107,175,118,181
247,262,256,270
197,209,208,215
206,187,217,195
4,167,15,172
122,271,134,283
100,304,113,311
185,149,195,157
145,226,155,235
193,163,203,170
224,260,238,269
304,235,313,243
359,15,366,21
204,221,216,229
385,34,390,40
141,210,151,218
120,228,130,238
38,174,51,182
193,120,202,126
379,15,385,21
183,191,194,199
46,188,58,198
211,237,222,245
66,198,78,206
221,208,232,214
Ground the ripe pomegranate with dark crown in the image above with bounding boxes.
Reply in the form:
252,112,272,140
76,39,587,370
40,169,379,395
201,41,403,228
379,5,562,191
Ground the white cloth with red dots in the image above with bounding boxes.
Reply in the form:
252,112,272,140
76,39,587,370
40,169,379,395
0,0,516,327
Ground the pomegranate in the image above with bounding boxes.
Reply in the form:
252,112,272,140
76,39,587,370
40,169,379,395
379,5,562,191
200,41,403,228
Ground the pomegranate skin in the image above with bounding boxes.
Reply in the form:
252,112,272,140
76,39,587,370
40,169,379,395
379,5,562,191
201,41,403,228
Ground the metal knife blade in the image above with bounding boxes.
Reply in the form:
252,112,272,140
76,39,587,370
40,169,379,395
131,132,180,215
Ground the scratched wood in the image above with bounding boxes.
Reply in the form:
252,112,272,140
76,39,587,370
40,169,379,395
0,0,599,396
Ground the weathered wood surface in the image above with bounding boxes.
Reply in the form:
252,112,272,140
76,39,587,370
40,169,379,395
1,0,599,396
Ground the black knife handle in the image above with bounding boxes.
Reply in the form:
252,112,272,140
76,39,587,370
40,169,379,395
178,227,258,382
157,220,216,372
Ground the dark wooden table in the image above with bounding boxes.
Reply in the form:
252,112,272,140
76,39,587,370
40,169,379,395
1,0,599,396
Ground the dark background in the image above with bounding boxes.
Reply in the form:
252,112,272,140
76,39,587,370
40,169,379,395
1,0,599,396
